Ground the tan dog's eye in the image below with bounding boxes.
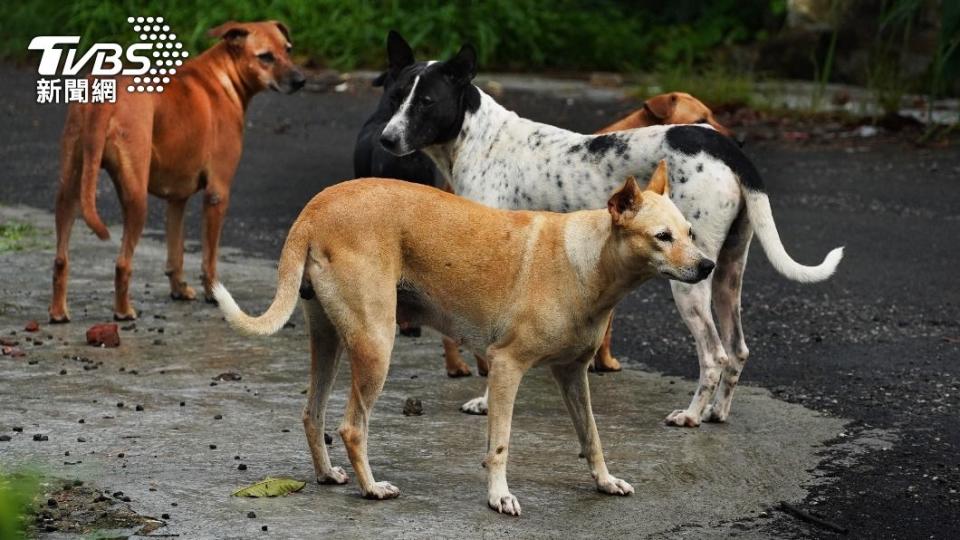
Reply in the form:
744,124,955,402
655,231,673,242
257,52,276,63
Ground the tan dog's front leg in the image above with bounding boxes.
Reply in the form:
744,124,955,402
485,354,525,516
200,190,229,303
550,363,633,496
113,186,148,321
165,198,196,300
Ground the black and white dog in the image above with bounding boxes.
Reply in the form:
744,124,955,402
353,35,442,188
379,33,844,427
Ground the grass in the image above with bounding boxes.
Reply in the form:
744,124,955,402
0,221,46,253
0,0,779,72
639,67,758,108
0,470,39,540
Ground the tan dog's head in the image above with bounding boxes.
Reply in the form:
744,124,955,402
607,160,714,283
643,92,733,138
208,21,305,94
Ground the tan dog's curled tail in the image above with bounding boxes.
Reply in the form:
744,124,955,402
79,104,113,240
743,189,844,283
212,223,309,336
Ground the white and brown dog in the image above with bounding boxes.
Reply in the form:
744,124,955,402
377,35,844,426
212,164,712,515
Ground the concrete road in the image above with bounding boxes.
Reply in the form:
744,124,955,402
1,62,959,537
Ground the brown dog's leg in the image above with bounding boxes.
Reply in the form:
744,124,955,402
301,297,349,485
551,362,633,496
200,189,229,303
112,171,148,321
592,313,622,372
476,353,490,377
49,127,83,323
166,198,196,301
442,336,472,377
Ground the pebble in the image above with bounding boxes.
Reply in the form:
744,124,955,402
214,414,223,420
47,498,57,507
210,444,217,449
24,320,40,332
117,453,125,458
403,397,423,416
77,437,86,442
33,433,48,441
162,513,170,519
0,435,10,442
262,525,268,531
238,463,247,471
135,405,144,411
247,511,256,518
180,401,185,407
59,369,66,375
12,427,23,432
117,402,124,408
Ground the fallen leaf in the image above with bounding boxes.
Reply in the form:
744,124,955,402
232,477,305,498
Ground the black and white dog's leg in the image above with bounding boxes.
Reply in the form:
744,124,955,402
460,385,489,415
665,278,727,428
705,224,753,423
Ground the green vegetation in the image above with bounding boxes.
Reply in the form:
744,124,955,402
0,470,39,540
0,221,45,253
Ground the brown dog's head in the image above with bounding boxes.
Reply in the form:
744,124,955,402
643,92,733,138
208,21,305,94
607,160,714,283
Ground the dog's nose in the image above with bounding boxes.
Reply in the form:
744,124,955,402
379,132,399,153
290,70,306,91
697,259,716,280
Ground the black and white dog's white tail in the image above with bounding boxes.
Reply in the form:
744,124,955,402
742,190,844,283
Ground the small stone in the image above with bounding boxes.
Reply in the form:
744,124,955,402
78,419,85,424
0,435,10,442
118,453,125,458
77,437,86,443
180,401,185,407
117,402,124,408
247,511,256,518
32,433,48,441
262,525,268,531
24,320,40,332
135,405,144,411
214,414,222,420
403,397,423,416
47,498,57,507
12,427,23,432
238,463,247,471
86,323,120,347
162,513,170,519
59,369,67,375
209,444,217,449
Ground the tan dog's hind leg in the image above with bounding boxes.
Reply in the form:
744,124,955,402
50,128,82,323
442,336,472,377
664,279,727,428
301,298,349,485
591,313,622,372
201,189,230,303
551,362,633,496
484,352,527,516
705,230,753,423
165,198,196,300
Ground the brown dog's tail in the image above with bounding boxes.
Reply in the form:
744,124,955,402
79,104,112,240
211,221,309,336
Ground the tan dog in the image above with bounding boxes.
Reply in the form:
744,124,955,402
49,21,305,322
212,162,714,515
439,91,732,377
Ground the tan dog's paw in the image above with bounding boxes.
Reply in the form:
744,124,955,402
702,405,728,424
318,466,349,485
592,355,622,372
362,481,400,500
488,492,521,516
665,409,701,428
170,284,197,301
49,311,70,324
596,475,634,496
460,396,488,415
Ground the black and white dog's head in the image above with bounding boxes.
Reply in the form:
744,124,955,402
379,31,481,156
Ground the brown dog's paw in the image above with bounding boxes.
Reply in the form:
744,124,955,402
170,285,197,301
48,313,71,324
446,364,472,378
593,355,622,372
113,310,138,322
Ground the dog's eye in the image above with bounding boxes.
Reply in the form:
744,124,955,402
655,231,673,242
419,95,435,107
257,52,276,63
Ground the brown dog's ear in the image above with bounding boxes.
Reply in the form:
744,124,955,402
643,93,678,121
272,21,291,42
645,160,670,197
608,176,644,226
208,22,249,44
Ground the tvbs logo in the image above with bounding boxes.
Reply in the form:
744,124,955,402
29,16,187,104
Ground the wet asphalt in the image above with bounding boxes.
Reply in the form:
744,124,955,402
1,62,959,538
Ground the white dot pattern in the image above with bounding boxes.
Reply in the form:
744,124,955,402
126,15,187,93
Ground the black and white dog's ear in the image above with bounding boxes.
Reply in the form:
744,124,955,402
386,30,415,74
441,44,477,85
372,71,388,87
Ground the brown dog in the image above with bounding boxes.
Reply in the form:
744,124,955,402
212,163,713,514
442,91,733,376
49,21,305,322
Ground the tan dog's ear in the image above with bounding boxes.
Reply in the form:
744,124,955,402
643,93,678,121
608,176,643,225
645,160,670,197
208,22,250,44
